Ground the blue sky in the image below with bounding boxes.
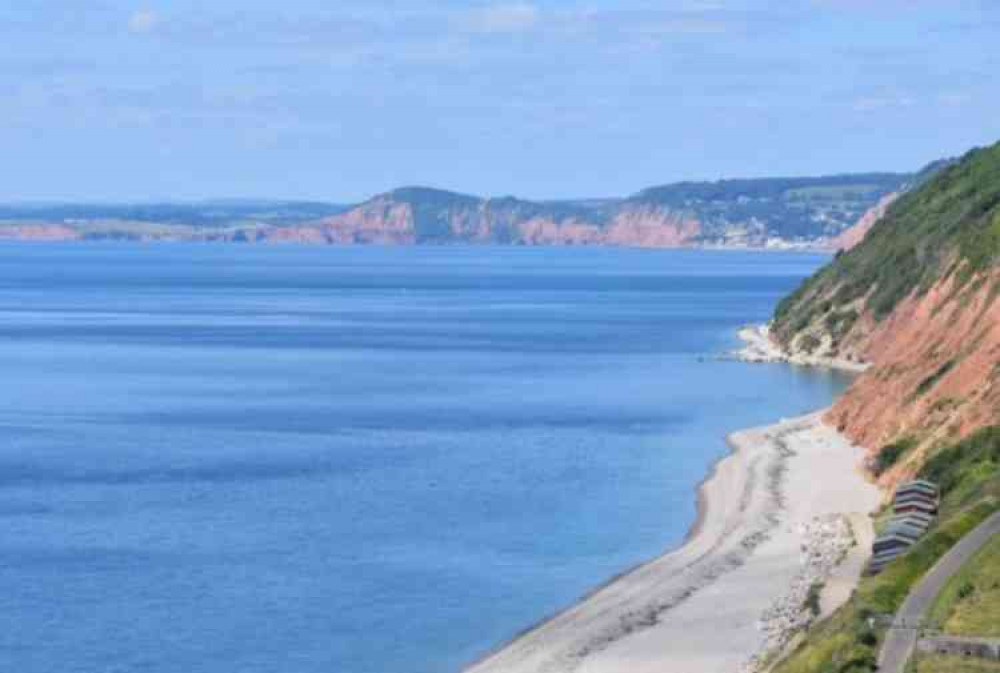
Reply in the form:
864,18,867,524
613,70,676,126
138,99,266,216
2,0,999,202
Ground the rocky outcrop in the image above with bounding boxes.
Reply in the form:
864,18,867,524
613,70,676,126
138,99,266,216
735,324,869,372
604,205,702,247
741,515,855,673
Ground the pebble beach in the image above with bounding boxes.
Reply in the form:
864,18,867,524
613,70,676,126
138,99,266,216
466,413,880,673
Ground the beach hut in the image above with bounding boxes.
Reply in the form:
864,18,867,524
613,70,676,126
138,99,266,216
894,493,938,516
869,548,908,573
869,518,929,573
890,511,934,533
868,480,940,574
872,528,921,556
896,479,939,500
893,480,939,515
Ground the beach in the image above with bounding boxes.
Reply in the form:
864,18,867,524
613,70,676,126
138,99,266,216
466,412,880,673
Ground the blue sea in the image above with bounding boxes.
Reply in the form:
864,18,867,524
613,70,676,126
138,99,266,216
0,243,847,673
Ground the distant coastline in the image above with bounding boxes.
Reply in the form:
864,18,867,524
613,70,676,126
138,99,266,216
0,225,850,252
0,172,908,251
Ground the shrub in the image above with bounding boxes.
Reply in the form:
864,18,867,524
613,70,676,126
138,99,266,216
874,437,917,476
919,426,1000,496
805,583,824,618
957,581,975,600
800,334,822,354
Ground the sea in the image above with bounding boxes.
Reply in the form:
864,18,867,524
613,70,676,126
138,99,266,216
0,243,850,673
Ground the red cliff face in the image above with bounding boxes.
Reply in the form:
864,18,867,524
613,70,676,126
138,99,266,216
826,192,899,252
775,263,1000,490
315,198,417,244
824,269,1000,484
603,205,702,247
514,217,604,245
292,198,704,248
771,141,1000,487
776,264,1000,491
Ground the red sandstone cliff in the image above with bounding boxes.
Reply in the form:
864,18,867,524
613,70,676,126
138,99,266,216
825,270,1000,480
296,191,706,248
772,142,1000,485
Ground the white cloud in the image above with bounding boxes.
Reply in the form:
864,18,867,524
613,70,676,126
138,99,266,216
468,3,539,34
128,9,160,34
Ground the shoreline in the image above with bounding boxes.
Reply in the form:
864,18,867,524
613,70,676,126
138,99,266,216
464,412,881,673
464,426,755,671
463,428,738,672
733,323,870,374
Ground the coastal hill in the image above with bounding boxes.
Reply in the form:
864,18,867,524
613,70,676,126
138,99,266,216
0,173,912,249
769,141,1000,673
771,141,1000,481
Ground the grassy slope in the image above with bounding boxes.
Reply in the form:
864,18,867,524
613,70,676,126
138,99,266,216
774,428,1000,673
773,141,1000,346
927,533,1000,636
924,428,1000,637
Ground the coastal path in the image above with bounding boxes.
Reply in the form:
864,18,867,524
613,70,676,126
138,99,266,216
877,511,1000,673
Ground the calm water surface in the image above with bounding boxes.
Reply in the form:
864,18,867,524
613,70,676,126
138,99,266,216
0,244,847,673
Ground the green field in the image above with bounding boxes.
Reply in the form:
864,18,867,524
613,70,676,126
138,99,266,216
911,654,1000,672
928,533,1000,636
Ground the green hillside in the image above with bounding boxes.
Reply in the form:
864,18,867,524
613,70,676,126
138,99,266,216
773,142,1000,346
629,173,908,241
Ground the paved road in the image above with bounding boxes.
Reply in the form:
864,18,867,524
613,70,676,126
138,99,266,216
878,510,1000,673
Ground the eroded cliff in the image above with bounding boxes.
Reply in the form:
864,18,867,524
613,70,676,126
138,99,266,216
772,141,1000,484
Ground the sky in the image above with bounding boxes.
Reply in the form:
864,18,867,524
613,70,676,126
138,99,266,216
2,0,999,202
